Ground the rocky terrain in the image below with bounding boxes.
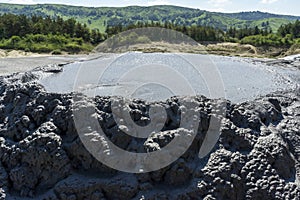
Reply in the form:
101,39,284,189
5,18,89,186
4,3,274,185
0,65,299,200
264,55,300,70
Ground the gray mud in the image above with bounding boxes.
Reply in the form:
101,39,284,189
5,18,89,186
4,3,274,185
38,53,300,103
0,55,92,76
0,60,299,199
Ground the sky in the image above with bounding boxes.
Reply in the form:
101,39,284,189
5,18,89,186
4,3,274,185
0,0,299,16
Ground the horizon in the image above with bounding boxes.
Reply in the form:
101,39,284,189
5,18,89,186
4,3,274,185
0,0,299,16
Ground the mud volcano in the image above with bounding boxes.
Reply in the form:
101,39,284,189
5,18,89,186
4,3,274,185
0,55,299,199
39,53,300,103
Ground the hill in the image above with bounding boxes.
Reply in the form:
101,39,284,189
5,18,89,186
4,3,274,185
0,3,299,32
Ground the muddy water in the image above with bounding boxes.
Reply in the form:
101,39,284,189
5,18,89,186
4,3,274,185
39,53,300,103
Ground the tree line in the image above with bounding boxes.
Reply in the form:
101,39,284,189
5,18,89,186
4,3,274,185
105,20,300,47
239,20,300,47
106,21,225,42
0,12,300,53
106,21,273,42
278,20,300,38
0,13,106,53
0,13,105,44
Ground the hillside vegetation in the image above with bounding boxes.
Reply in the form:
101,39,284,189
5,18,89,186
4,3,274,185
0,4,300,56
0,14,105,53
1,12,300,56
105,20,300,47
0,3,299,33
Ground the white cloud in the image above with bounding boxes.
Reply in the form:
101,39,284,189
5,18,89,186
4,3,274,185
8,0,36,4
260,0,279,4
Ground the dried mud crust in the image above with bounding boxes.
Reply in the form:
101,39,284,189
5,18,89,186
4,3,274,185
0,72,299,199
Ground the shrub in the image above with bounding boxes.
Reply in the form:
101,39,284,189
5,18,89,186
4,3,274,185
48,34,68,44
30,34,47,43
73,38,84,45
31,44,52,53
241,34,284,47
10,36,21,45
51,49,62,55
0,32,96,53
63,43,82,53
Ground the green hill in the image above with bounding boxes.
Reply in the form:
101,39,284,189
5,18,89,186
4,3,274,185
0,3,299,33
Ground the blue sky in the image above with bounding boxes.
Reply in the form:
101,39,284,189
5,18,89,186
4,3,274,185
0,0,299,16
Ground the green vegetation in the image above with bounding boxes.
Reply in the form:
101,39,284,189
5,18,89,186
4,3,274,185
0,34,93,53
0,14,105,53
105,20,300,48
278,20,300,38
106,21,224,43
241,34,285,47
239,20,300,47
0,3,298,33
0,4,300,55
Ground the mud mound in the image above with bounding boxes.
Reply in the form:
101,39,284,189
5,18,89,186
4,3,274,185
0,72,299,199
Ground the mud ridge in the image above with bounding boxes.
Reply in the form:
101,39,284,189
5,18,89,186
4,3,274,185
0,71,299,199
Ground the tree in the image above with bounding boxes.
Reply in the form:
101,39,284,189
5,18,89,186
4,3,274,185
254,26,260,35
64,18,76,36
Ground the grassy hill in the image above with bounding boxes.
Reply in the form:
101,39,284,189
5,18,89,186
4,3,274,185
0,3,299,33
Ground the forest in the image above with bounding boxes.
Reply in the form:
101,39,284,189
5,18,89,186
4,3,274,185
0,14,105,53
0,13,300,54
106,20,300,47
0,4,298,32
